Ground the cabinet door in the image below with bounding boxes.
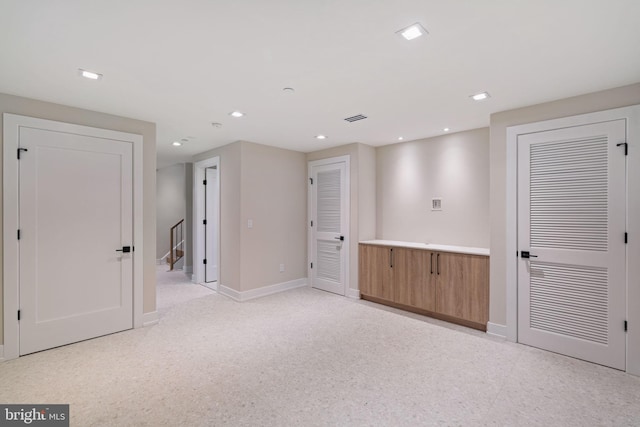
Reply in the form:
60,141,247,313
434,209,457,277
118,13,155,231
358,245,393,301
394,248,435,311
435,252,489,324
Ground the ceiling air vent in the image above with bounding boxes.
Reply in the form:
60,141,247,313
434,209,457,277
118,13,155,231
344,114,367,123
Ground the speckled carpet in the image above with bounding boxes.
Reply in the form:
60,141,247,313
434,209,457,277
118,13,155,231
1,278,639,426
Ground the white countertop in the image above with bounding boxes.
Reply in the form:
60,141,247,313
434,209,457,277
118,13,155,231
359,240,490,256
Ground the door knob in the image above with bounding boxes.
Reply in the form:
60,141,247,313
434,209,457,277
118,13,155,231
334,236,344,241
520,251,537,259
116,246,132,253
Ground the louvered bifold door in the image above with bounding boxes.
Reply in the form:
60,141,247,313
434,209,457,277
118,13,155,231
311,162,347,295
517,120,626,370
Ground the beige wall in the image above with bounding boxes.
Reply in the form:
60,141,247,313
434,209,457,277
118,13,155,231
156,164,187,259
193,142,242,290
307,143,376,294
240,142,307,291
376,128,490,248
0,92,157,344
489,83,640,326
193,141,307,292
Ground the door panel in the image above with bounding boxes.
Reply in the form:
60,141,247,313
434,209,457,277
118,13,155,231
19,126,133,355
310,160,348,295
205,167,218,282
394,248,435,311
359,245,393,301
517,120,626,370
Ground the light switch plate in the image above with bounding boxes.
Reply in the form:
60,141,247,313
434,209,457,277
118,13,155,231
248,219,253,228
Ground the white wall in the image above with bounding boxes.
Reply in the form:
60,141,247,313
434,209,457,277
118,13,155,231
376,128,490,248
156,164,186,259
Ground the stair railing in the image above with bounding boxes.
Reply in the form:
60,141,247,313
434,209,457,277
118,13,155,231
169,219,184,270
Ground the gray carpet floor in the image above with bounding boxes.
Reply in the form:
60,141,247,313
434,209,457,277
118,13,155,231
2,270,640,426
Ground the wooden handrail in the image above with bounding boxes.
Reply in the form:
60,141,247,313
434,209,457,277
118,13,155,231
169,219,184,270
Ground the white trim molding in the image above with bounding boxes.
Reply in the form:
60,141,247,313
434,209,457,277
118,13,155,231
219,278,307,302
506,104,640,376
3,114,144,361
0,345,4,362
346,288,361,299
486,322,508,339
143,311,159,327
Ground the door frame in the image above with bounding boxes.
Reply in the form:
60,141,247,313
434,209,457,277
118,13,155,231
193,156,220,289
505,105,640,374
3,114,144,361
307,155,350,294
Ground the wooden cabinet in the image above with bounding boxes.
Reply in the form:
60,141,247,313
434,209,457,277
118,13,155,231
359,243,489,331
393,248,435,312
435,252,489,326
358,244,393,301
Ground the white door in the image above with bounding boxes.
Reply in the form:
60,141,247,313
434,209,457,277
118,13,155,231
205,166,218,282
309,158,349,295
517,120,626,369
18,125,133,355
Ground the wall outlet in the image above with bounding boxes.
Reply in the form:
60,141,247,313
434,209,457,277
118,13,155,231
431,198,442,211
279,263,285,272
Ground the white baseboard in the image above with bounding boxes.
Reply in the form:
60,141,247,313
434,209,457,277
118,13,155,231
201,281,218,291
486,322,507,339
0,345,4,362
346,287,361,299
143,311,159,327
219,278,307,302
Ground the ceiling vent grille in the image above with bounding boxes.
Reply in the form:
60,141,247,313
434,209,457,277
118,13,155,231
344,114,367,123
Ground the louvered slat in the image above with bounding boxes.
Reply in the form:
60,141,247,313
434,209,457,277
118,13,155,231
317,169,341,233
317,241,340,282
530,261,608,345
530,136,608,251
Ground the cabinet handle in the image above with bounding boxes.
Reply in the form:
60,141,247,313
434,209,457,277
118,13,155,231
390,248,393,268
437,253,440,275
430,253,433,275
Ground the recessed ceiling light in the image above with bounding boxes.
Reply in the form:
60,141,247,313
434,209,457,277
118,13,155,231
172,141,182,147
283,87,295,93
398,137,404,141
78,68,102,80
229,111,244,118
211,122,222,128
397,23,428,41
316,135,327,140
471,92,490,101
443,128,450,132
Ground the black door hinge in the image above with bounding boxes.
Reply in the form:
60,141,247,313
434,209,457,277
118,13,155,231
17,229,21,240
310,220,313,227
625,232,628,244
203,219,207,225
310,262,313,269
203,259,207,265
616,142,628,156
625,320,628,332
18,310,21,321
309,178,313,185
17,148,28,159
203,179,207,185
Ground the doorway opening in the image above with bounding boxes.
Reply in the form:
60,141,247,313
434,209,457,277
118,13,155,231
193,156,220,290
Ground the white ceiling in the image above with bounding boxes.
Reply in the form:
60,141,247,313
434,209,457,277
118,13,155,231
2,0,639,168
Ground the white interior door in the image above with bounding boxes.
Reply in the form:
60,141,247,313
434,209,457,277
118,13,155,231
18,125,133,355
309,158,349,295
205,166,218,282
517,120,626,370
